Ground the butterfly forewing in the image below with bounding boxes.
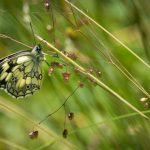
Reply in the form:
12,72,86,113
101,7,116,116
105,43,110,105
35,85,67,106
0,45,44,98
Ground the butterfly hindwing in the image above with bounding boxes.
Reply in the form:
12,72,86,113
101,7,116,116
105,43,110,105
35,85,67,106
0,46,44,98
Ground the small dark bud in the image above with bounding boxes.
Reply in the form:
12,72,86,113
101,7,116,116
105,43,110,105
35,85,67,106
68,112,74,120
67,53,78,60
62,129,68,138
78,81,84,88
74,67,80,73
44,0,50,11
89,69,93,74
140,97,149,109
59,63,64,69
62,72,71,81
51,61,60,67
29,130,38,139
97,71,102,77
48,67,54,76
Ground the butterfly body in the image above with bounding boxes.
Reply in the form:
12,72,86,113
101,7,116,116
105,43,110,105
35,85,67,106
0,45,45,99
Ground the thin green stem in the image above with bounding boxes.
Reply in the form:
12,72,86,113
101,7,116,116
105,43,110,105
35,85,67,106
0,34,32,48
69,110,150,134
0,138,28,150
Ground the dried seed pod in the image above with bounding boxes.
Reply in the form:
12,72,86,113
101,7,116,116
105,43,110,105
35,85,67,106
29,130,38,139
97,71,102,77
44,0,50,11
74,67,80,73
88,68,93,74
62,129,68,138
78,81,84,88
68,112,74,120
58,63,64,69
48,67,54,76
62,72,71,80
46,24,53,33
51,61,60,67
140,97,149,109
67,52,78,60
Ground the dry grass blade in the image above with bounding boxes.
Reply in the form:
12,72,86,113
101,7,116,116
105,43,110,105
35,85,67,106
65,0,150,69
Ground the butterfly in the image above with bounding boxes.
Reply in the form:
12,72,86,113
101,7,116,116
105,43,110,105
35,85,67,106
0,45,45,99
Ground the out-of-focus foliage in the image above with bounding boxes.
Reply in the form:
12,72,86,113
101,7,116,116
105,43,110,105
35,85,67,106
0,0,150,149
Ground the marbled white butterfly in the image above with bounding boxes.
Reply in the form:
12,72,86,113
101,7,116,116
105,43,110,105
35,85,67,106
0,45,44,99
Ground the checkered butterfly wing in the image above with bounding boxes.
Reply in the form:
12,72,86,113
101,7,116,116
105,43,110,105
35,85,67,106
0,45,44,98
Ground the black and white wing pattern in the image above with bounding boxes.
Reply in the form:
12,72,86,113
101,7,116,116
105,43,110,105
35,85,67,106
0,45,45,99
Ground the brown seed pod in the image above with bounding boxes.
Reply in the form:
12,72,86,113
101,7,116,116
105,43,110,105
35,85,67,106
78,81,84,88
88,68,93,74
62,72,71,81
29,130,38,139
62,129,68,138
97,71,102,77
51,61,60,67
48,67,54,76
44,0,50,11
68,112,74,120
140,97,149,109
74,67,80,73
58,63,64,69
67,52,78,60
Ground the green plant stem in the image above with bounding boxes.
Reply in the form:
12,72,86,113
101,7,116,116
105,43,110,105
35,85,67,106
35,34,149,120
0,34,32,48
0,97,78,150
0,138,28,150
64,0,150,69
70,110,150,134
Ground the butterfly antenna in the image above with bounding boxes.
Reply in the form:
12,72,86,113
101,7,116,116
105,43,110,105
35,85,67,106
30,22,36,46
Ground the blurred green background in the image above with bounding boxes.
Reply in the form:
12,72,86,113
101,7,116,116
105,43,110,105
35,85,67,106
0,0,150,149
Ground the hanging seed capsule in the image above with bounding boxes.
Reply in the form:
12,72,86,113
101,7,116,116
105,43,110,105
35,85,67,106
74,67,80,73
62,72,71,81
48,67,54,76
51,61,60,67
78,81,84,88
140,97,149,109
44,0,50,11
46,24,53,32
29,130,38,139
59,63,64,69
67,52,78,60
62,129,68,138
68,112,74,120
97,71,102,77
88,68,93,74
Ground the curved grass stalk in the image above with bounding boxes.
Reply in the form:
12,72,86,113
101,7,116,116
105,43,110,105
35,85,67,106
76,26,150,99
0,97,56,138
0,97,78,150
0,34,32,49
0,138,28,150
35,35,150,120
110,54,150,98
70,7,150,99
69,110,150,134
64,0,150,69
